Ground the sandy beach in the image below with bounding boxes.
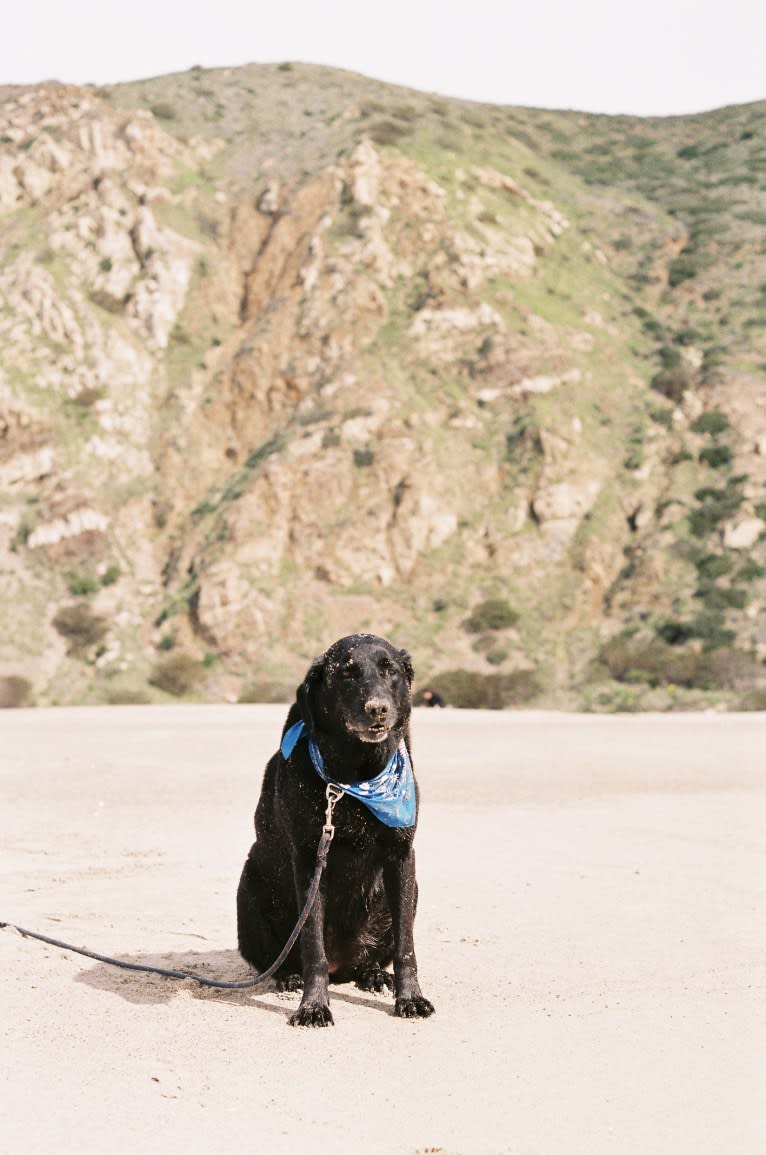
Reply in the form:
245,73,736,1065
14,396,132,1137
2,705,765,1154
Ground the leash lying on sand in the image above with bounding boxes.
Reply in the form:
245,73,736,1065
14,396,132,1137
1,783,344,990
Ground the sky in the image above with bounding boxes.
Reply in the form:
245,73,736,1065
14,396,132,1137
3,0,764,118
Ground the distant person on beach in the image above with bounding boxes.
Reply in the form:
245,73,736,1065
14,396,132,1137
421,688,445,708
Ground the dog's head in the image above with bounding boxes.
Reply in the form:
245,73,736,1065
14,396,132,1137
297,634,414,745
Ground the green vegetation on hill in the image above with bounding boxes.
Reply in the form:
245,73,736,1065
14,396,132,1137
0,65,764,709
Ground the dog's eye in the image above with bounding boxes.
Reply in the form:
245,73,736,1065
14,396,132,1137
379,661,395,677
340,665,357,680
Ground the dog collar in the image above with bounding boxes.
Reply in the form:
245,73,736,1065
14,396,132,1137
280,720,416,829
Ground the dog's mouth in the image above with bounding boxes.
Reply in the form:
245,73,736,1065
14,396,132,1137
351,722,391,743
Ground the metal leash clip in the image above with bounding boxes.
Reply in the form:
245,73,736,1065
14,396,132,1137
323,782,345,839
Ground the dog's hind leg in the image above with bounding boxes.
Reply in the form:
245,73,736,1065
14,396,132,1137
236,846,300,976
351,913,395,993
354,964,394,993
276,973,303,992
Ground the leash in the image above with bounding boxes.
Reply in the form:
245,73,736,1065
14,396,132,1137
1,783,345,991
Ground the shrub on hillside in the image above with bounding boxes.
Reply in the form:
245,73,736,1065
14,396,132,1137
667,253,701,288
53,603,108,654
737,559,766,583
655,620,696,646
686,610,736,650
65,571,99,597
695,553,733,580
674,326,703,347
658,344,683,369
238,680,293,703
690,410,730,436
598,633,757,690
505,414,543,464
694,584,749,612
650,365,695,404
699,445,733,469
367,119,411,146
149,653,205,697
688,478,745,538
150,102,176,121
598,636,699,688
703,648,761,691
0,675,33,708
657,609,736,651
738,687,766,711
463,598,519,633
701,346,726,383
649,405,674,429
105,688,151,705
429,668,538,709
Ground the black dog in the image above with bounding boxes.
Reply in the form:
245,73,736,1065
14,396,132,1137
237,633,434,1027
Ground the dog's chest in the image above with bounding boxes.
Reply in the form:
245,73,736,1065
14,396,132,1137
332,795,384,849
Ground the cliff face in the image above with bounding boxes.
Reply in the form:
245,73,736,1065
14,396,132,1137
1,67,765,709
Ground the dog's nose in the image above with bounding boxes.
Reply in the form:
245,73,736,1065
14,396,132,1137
365,698,390,721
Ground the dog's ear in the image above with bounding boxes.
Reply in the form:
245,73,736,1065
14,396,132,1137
296,653,325,733
398,648,415,686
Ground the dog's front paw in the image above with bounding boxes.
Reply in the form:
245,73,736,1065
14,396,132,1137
395,994,435,1019
288,1001,334,1028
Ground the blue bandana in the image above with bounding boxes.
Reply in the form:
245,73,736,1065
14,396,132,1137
280,720,416,829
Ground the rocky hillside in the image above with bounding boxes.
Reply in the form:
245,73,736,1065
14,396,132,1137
1,64,765,709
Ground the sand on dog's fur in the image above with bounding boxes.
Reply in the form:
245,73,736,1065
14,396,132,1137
2,705,765,1154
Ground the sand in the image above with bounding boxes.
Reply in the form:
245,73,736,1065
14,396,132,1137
2,705,765,1154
